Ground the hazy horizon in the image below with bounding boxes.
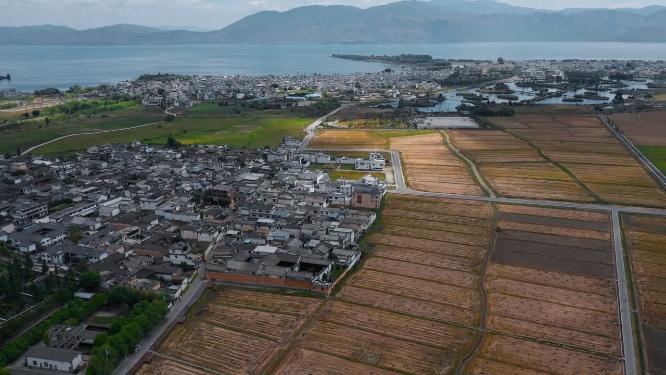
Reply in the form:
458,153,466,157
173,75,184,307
1,0,665,30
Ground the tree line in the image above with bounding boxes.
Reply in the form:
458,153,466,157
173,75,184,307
0,286,165,372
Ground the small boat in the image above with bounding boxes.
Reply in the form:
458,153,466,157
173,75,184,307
0,74,10,81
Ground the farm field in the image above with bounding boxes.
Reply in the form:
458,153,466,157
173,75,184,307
391,133,484,195
639,146,666,174
447,129,594,202
308,129,433,150
491,113,666,208
609,111,666,146
326,105,410,129
272,194,492,374
142,288,321,375
329,170,386,181
35,105,312,154
0,105,166,155
622,214,666,373
135,356,209,375
465,204,624,375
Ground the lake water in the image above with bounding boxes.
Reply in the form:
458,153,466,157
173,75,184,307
2,43,666,92
419,80,652,112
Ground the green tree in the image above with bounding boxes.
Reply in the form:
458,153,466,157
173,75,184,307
165,135,181,149
79,271,101,292
23,254,33,281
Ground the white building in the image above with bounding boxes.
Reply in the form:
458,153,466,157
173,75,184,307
25,347,82,373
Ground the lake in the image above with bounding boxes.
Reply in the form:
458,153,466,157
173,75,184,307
2,42,666,92
419,80,652,112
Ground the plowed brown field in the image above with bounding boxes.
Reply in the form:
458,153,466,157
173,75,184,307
623,214,666,373
491,114,666,207
466,205,624,374
391,133,483,195
272,194,491,374
148,289,321,375
447,129,593,202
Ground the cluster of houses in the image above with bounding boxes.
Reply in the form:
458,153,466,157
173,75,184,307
0,137,385,304
0,137,387,373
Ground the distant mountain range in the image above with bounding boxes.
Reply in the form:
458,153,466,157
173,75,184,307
2,0,666,45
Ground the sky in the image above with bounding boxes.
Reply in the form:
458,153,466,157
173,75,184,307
0,0,665,29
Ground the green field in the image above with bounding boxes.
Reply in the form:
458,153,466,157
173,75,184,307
640,146,666,174
4,102,314,155
0,105,165,155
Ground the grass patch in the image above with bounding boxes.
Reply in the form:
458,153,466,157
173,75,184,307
1,106,164,155
334,119,409,129
329,170,386,181
20,103,314,155
639,146,666,174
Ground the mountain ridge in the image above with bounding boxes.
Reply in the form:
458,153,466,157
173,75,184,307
1,1,666,44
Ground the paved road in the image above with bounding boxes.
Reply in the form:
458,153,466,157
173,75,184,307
600,115,666,189
611,210,638,375
113,266,206,375
298,107,343,151
307,146,666,216
22,107,176,155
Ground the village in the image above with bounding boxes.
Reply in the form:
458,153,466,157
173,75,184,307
0,135,387,373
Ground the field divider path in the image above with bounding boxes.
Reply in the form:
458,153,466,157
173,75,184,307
147,350,225,375
309,147,666,216
496,126,605,203
22,107,177,155
611,209,638,375
600,114,666,189
441,130,496,198
264,300,327,375
456,203,498,375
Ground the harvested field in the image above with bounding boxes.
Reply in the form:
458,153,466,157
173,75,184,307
348,269,478,309
490,113,666,208
498,204,609,222
308,129,432,150
155,288,321,375
364,256,477,288
466,205,624,373
610,111,666,146
309,129,388,149
299,321,457,374
479,163,594,201
273,195,489,374
468,334,623,375
274,348,400,375
372,244,479,272
391,133,483,195
447,129,594,202
338,285,478,325
135,356,209,375
447,130,544,163
623,214,666,373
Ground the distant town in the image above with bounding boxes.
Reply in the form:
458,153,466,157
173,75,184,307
1,55,666,375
